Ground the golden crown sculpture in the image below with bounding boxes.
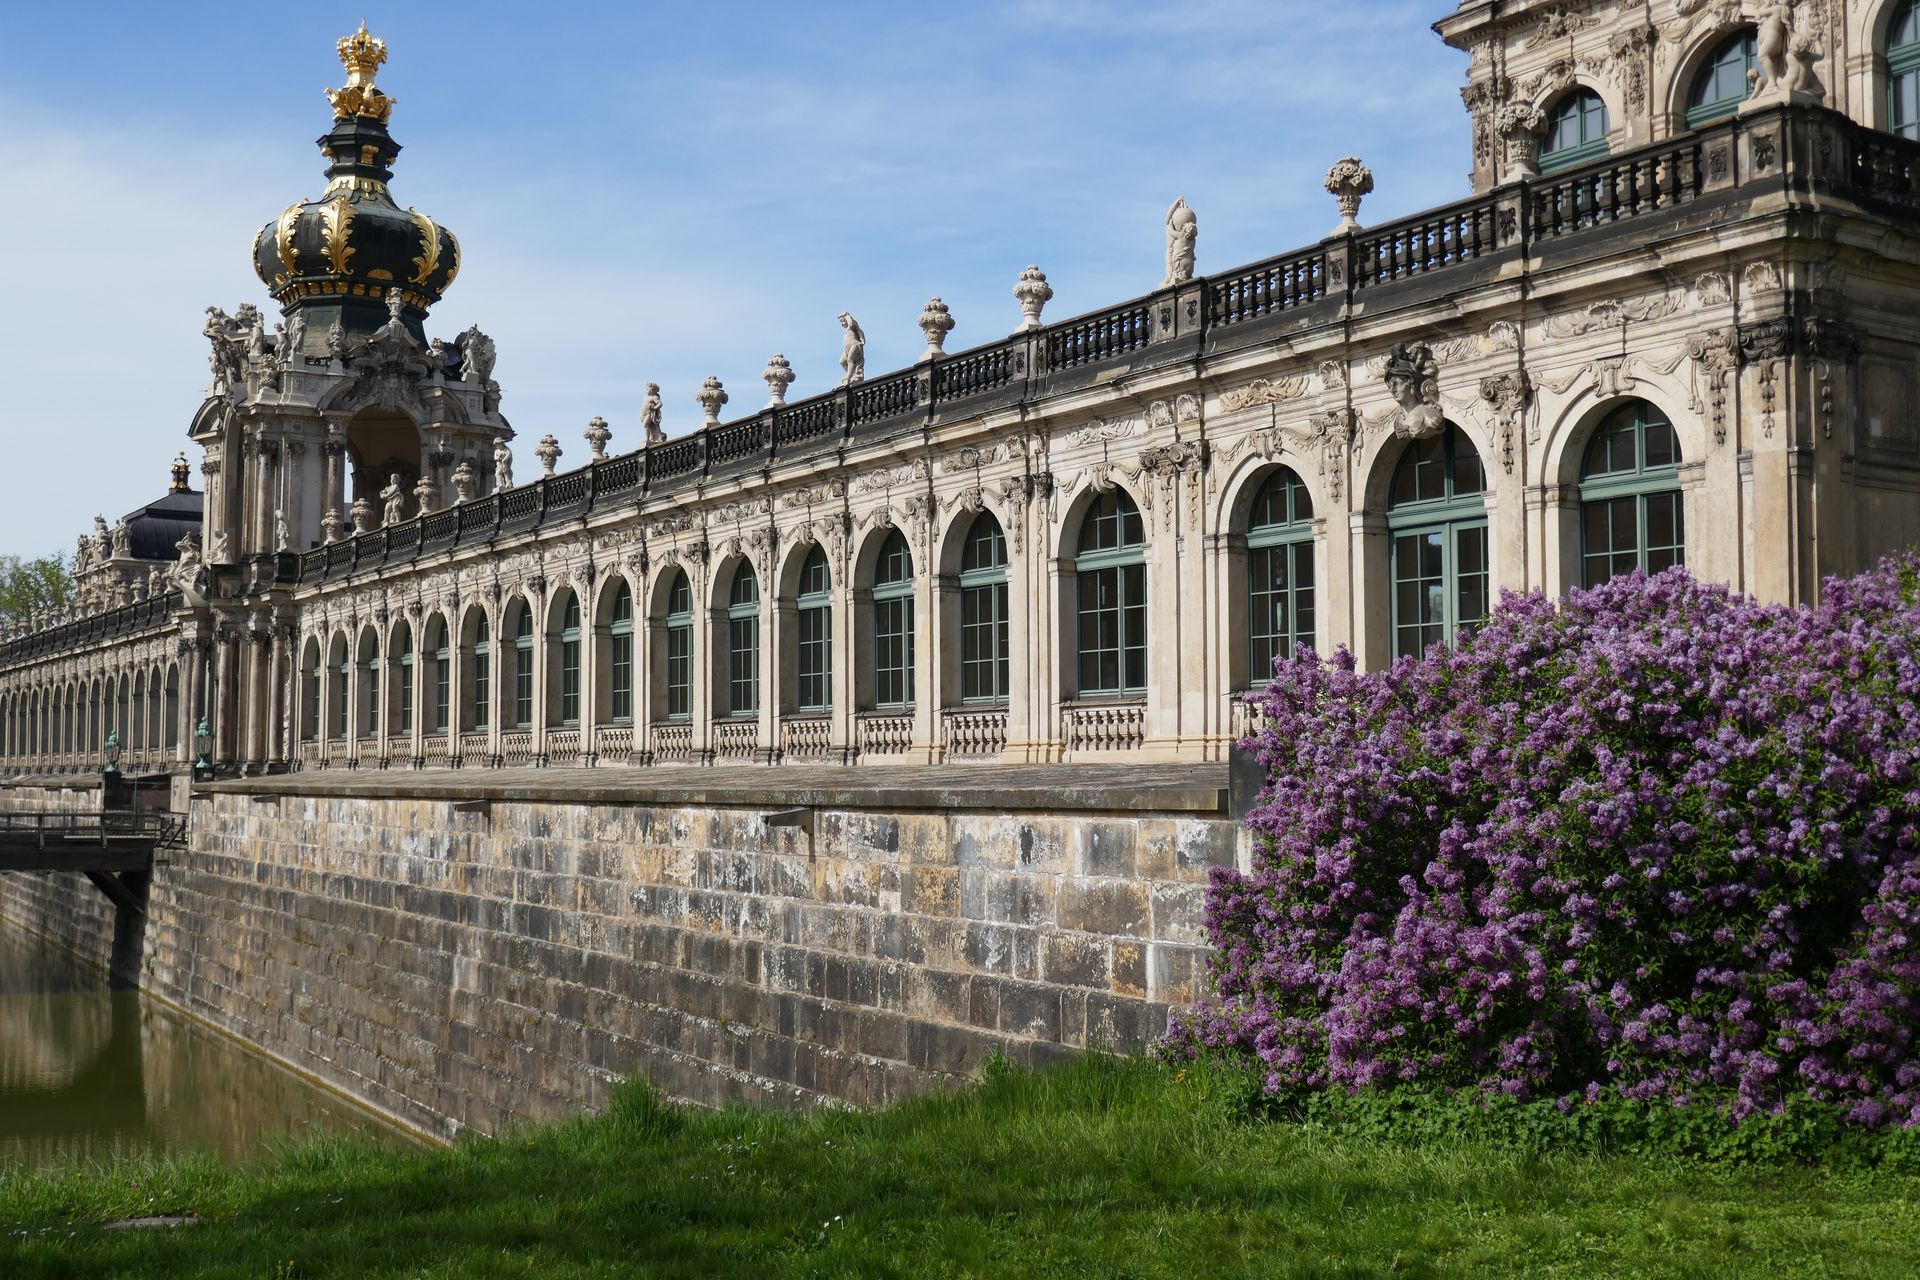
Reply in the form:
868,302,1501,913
324,23,395,123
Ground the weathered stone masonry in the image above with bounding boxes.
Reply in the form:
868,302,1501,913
0,767,1243,1137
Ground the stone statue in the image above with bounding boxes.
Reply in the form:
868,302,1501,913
381,472,406,526
642,383,665,443
1162,197,1197,288
837,313,866,387
203,306,246,392
452,459,476,503
1750,1,1821,101
428,337,454,375
282,310,306,364
274,510,291,550
73,533,92,575
384,287,406,328
110,520,130,559
1383,342,1446,439
459,325,497,383
92,515,111,558
168,533,207,607
146,565,164,599
493,438,515,490
584,415,612,460
210,530,230,562
327,321,348,362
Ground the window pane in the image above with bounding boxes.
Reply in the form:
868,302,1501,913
1455,525,1488,633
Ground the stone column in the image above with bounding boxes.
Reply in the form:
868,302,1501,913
213,625,236,764
1012,476,1051,763
269,624,292,765
283,439,307,551
254,438,279,554
322,422,349,540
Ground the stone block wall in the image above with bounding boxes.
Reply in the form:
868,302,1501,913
134,769,1241,1139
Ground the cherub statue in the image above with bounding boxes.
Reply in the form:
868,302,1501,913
380,472,406,526
1162,197,1197,287
274,509,291,551
459,325,497,383
92,515,111,558
837,313,866,387
643,383,665,443
326,321,348,362
493,438,515,491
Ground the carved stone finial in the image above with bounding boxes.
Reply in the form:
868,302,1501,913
1382,342,1445,439
385,287,405,327
535,434,562,476
451,459,476,504
413,474,435,514
918,298,956,362
351,497,375,535
1012,265,1053,332
1324,158,1375,235
1495,103,1548,182
763,355,795,407
696,376,730,425
1162,197,1197,287
583,415,612,460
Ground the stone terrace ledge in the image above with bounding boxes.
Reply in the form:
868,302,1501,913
200,763,1234,816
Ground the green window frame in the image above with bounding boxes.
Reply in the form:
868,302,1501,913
395,632,414,736
872,531,915,708
1388,427,1489,661
470,615,490,730
609,583,634,723
1579,400,1685,587
1687,29,1756,127
727,564,760,716
1539,88,1610,172
796,547,833,712
511,604,534,728
1246,467,1315,682
958,514,1010,704
358,638,381,737
557,593,582,726
1891,2,1920,139
664,572,693,720
429,622,450,733
1075,489,1147,696
333,647,350,737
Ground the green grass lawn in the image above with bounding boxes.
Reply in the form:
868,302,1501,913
3,1055,1916,1279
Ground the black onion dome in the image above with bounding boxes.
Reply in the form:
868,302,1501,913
252,25,459,348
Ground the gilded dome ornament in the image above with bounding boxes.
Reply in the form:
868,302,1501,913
325,22,395,124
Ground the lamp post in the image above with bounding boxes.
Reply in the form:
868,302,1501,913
193,716,213,772
103,730,120,775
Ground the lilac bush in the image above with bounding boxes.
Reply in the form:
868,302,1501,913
1165,558,1920,1127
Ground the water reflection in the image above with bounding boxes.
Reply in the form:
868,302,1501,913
0,923,417,1167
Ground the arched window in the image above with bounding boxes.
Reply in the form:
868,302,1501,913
663,572,694,720
556,592,582,726
1388,426,1488,661
131,672,147,751
1891,2,1920,138
147,669,163,749
1075,489,1147,696
958,513,1009,703
1540,89,1610,172
392,625,414,737
1687,29,1756,127
1246,468,1315,681
608,582,635,723
796,547,833,712
428,619,450,733
332,638,350,738
357,631,381,737
511,602,534,728
468,613,491,730
726,564,759,716
1580,401,1685,587
301,644,321,742
872,531,915,708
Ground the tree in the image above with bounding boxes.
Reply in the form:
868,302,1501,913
0,553,74,625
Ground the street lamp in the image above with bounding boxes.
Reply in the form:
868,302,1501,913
103,730,120,775
193,716,212,770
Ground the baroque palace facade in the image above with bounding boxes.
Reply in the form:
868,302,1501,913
5,0,1920,778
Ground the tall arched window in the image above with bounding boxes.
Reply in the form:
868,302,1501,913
1687,29,1757,127
147,668,163,749
510,602,535,728
1388,426,1488,660
796,548,833,711
608,582,635,723
427,619,450,733
1075,489,1147,696
1247,468,1315,681
301,644,321,741
392,625,414,737
872,531,915,708
131,672,146,750
726,564,759,716
1580,400,1685,587
468,613,491,730
330,638,349,738
165,666,179,749
357,631,381,737
556,592,582,726
1891,2,1920,138
958,513,1009,703
1540,89,1610,172
664,572,694,719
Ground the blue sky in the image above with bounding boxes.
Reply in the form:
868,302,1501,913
0,1,1469,559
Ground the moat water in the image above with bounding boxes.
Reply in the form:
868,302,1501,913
0,921,414,1168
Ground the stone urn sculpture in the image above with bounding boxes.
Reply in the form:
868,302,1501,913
697,375,729,426
1013,265,1053,332
763,354,795,407
919,298,956,361
535,434,562,477
583,415,612,460
1324,157,1375,236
